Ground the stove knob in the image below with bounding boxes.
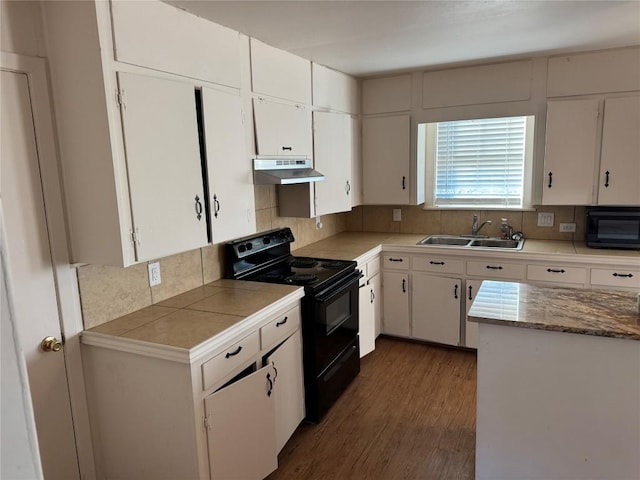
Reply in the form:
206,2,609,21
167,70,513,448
238,245,246,253
246,243,253,250
264,237,271,245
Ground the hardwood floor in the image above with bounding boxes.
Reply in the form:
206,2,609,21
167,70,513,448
268,336,477,480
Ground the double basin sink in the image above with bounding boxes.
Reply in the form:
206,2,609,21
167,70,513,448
418,235,524,250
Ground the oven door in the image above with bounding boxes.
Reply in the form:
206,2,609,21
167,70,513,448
304,270,361,374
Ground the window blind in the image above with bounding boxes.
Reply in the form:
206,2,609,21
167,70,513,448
434,116,526,208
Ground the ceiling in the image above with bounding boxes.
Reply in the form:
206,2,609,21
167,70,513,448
167,1,640,77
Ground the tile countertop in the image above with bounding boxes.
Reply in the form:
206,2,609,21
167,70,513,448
292,232,640,261
85,279,302,350
468,280,640,341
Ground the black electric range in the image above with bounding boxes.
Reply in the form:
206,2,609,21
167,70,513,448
225,228,361,423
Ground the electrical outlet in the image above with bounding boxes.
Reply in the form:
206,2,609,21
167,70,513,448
559,222,576,233
148,262,161,287
393,209,402,222
537,212,554,227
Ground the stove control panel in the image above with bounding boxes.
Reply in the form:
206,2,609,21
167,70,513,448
227,228,295,259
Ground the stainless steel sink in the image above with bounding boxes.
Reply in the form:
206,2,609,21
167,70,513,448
418,235,524,250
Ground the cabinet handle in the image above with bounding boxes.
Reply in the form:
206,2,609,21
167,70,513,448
604,170,610,188
275,316,288,327
266,372,273,397
345,180,351,195
370,289,375,303
271,361,278,382
402,176,406,190
547,172,553,188
195,195,203,221
402,279,406,293
213,194,220,218
454,284,458,299
547,268,566,274
486,265,503,270
612,273,634,278
468,285,473,301
388,258,403,262
225,346,242,359
281,146,292,151
429,261,445,265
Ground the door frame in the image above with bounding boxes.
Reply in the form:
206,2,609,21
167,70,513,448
1,51,96,479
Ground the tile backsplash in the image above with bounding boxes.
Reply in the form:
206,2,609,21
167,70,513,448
78,185,347,329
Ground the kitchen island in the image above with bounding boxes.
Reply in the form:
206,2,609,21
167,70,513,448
468,281,640,480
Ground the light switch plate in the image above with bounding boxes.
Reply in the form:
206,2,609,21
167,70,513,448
393,209,402,222
148,262,161,287
537,212,554,227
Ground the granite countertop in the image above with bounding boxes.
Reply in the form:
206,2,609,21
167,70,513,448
85,279,302,350
468,280,640,341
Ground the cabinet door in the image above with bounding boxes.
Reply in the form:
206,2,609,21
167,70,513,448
362,115,410,205
205,364,277,480
254,98,312,157
202,88,256,243
465,279,483,349
117,72,207,262
598,95,640,205
542,99,599,205
350,116,363,207
363,115,411,204
371,273,382,339
382,271,410,337
412,273,461,346
313,111,352,216
265,331,305,453
359,274,375,357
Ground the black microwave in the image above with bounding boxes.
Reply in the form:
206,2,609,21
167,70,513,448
586,207,640,249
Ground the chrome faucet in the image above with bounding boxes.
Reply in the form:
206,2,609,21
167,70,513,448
471,214,492,236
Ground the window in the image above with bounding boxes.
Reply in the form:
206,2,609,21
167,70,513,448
422,115,534,209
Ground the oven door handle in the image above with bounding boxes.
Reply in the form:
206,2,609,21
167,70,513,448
315,270,363,303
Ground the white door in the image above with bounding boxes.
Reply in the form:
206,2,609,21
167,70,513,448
371,272,382,338
542,99,599,205
381,271,410,337
358,273,375,357
598,95,640,205
313,111,352,216
1,70,80,479
117,72,208,261
202,87,256,243
363,114,410,205
412,273,461,346
465,279,483,349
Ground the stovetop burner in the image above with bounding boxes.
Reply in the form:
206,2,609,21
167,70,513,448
320,260,346,269
289,258,319,269
287,273,319,285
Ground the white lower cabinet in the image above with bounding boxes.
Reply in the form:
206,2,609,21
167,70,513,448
205,364,278,480
464,279,483,349
382,271,410,337
359,270,381,357
412,273,461,346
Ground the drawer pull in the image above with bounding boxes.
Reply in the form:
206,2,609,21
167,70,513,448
453,284,458,299
429,261,445,265
486,265,503,270
389,258,404,262
225,346,242,359
275,316,288,327
547,268,566,274
612,273,634,278
266,372,273,397
468,285,473,300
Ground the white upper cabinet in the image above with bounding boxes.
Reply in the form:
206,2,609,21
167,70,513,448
313,111,353,216
362,114,411,205
201,87,256,243
350,116,363,207
311,63,359,114
542,99,599,205
118,72,208,261
253,98,313,157
598,95,640,205
250,38,311,104
110,0,241,87
362,75,411,114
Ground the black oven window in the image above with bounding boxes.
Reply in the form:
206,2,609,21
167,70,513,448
598,219,639,240
325,293,351,333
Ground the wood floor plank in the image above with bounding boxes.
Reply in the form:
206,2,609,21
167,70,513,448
268,337,476,480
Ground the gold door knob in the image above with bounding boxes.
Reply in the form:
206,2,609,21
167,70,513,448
41,336,63,352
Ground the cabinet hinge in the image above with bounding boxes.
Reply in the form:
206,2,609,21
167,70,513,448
203,414,211,430
131,228,140,247
116,89,125,109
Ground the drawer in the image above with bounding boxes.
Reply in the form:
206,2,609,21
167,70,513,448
260,305,301,351
467,260,524,280
382,254,409,270
412,255,463,275
590,268,640,289
367,257,381,278
202,331,260,391
527,265,587,285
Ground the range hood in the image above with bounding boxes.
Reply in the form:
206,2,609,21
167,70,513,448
253,157,326,185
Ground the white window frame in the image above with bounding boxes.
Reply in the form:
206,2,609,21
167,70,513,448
422,115,535,210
